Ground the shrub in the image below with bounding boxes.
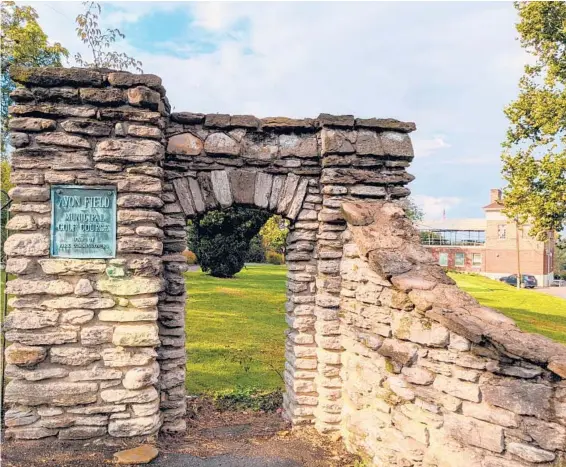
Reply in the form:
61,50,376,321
182,250,197,264
266,250,284,265
245,235,266,263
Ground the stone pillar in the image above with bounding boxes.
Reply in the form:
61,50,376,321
313,117,416,433
3,67,168,440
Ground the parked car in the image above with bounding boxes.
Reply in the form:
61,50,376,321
499,274,538,288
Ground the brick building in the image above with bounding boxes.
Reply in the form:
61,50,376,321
417,189,555,286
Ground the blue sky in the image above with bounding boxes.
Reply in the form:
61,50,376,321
27,1,529,220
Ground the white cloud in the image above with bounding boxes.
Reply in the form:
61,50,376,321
412,195,462,221
413,136,451,158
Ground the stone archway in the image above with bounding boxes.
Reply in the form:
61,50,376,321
8,67,566,467
156,113,415,433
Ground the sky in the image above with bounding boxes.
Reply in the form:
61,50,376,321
22,1,530,221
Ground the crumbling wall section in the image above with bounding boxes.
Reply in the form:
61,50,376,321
339,201,566,466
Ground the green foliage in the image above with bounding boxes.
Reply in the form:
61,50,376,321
1,1,68,159
213,387,283,412
74,2,142,71
266,250,285,265
189,207,271,278
501,2,566,240
260,215,289,254
182,249,197,265
245,235,266,263
401,197,424,222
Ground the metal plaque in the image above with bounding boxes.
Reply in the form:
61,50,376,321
50,185,116,258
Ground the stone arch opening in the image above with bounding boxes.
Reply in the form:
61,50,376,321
157,114,416,433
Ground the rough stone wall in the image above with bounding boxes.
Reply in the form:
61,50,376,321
4,67,169,440
339,201,566,466
159,113,416,431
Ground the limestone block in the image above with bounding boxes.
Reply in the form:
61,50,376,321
444,412,504,453
117,174,162,193
5,343,47,367
108,413,161,437
118,209,164,227
269,175,286,210
523,418,566,451
253,172,273,209
4,379,98,406
321,129,355,155
5,407,39,427
37,259,106,276
4,233,49,257
287,178,309,220
101,386,159,404
94,139,163,163
6,427,58,440
210,170,233,208
378,338,418,365
36,132,90,148
96,277,163,296
391,410,428,445
129,296,159,308
6,278,73,296
123,362,160,390
127,124,162,139
58,426,107,440
118,237,163,255
5,364,69,381
401,367,435,385
73,278,93,296
160,368,185,390
81,325,114,346
380,131,414,157
279,134,317,158
5,310,59,330
60,309,94,325
167,132,203,156
107,72,162,89
61,119,112,136
433,375,480,402
112,324,160,347
117,193,163,209
229,169,256,205
480,374,552,417
43,296,115,309
51,347,100,365
69,366,122,382
98,308,158,322
6,327,78,345
277,173,300,214
6,215,35,231
506,442,555,463
127,86,160,110
8,117,56,132
392,313,449,347
5,258,35,275
242,133,278,161
204,132,239,156
461,401,519,428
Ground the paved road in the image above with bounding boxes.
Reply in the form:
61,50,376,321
536,287,566,301
154,454,301,467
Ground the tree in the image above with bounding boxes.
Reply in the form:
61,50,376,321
501,2,566,241
75,2,142,72
188,208,271,278
402,197,424,223
259,215,289,254
1,1,68,159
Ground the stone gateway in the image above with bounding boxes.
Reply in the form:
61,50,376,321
4,66,566,466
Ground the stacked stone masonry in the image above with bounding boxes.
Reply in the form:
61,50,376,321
5,67,566,467
339,201,566,466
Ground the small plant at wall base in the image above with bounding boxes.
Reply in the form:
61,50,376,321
74,1,142,71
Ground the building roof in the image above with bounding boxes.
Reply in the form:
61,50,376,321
415,218,486,231
483,201,504,210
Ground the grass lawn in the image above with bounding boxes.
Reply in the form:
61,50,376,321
450,273,566,344
185,264,288,396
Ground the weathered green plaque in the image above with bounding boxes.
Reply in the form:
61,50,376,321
51,185,116,258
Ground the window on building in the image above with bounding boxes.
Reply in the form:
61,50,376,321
439,253,449,267
498,224,506,239
455,253,465,267
472,253,482,266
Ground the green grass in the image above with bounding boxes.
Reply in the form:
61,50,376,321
450,273,566,344
185,264,288,396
